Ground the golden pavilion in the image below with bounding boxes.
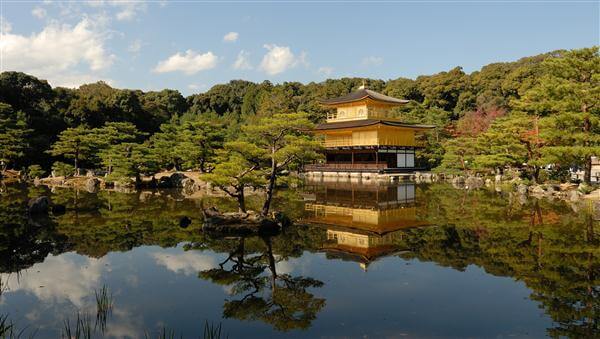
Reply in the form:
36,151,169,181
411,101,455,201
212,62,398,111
306,86,434,174
303,181,428,270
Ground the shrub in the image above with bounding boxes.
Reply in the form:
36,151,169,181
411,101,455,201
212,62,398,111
537,169,549,183
578,184,595,195
27,164,45,179
548,167,570,183
52,162,75,177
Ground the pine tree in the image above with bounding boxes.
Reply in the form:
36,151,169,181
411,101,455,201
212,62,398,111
174,117,225,172
513,47,600,183
242,112,320,216
439,136,477,174
95,122,147,174
0,103,32,172
47,125,96,174
101,142,156,183
202,141,266,213
473,112,543,179
149,118,182,171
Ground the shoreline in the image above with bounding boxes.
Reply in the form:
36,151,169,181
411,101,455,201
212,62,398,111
7,170,598,203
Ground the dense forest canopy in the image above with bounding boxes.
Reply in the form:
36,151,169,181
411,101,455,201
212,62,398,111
0,46,598,183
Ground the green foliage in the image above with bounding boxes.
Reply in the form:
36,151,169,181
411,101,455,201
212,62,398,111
202,141,266,213
435,47,599,183
0,103,32,171
47,125,97,172
416,66,470,114
0,46,595,182
148,118,182,170
515,47,600,183
26,165,45,179
139,89,187,131
174,117,225,172
438,136,477,173
242,112,321,215
101,142,157,183
148,114,225,172
472,112,537,173
52,161,75,177
203,111,320,214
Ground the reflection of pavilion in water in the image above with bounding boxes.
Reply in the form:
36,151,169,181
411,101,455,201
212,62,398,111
303,181,426,270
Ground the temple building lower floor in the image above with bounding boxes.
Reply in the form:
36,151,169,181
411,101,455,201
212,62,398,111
305,146,420,174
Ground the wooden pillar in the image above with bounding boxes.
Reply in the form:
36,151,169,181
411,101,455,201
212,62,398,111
375,150,379,165
351,149,354,165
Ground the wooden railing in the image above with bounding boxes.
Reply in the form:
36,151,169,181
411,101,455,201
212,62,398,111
321,140,426,148
305,163,388,171
322,139,359,148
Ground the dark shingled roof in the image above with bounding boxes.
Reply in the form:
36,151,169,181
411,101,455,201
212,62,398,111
314,119,435,131
320,88,409,106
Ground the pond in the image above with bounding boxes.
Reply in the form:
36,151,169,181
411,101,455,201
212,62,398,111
0,181,598,338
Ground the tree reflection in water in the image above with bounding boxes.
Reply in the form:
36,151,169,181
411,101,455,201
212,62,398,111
199,236,326,332
0,182,598,336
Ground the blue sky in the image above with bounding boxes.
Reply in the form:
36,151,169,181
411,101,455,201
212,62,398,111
1,1,598,95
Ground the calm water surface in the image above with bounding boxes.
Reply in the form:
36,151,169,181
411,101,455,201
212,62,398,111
0,181,598,338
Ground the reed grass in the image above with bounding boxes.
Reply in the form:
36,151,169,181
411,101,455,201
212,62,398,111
144,327,180,339
94,285,113,333
0,314,37,339
203,321,227,339
62,312,92,339
0,314,14,338
142,322,227,339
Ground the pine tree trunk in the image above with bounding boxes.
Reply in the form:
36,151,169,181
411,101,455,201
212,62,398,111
237,188,246,214
583,109,592,184
264,237,277,291
533,165,540,184
584,156,592,184
261,157,277,217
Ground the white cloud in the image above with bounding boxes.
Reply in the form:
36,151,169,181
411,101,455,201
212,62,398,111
115,2,147,21
259,44,304,76
0,18,115,88
153,50,218,75
152,251,216,276
362,56,384,66
188,83,207,92
0,254,107,308
32,7,47,19
87,0,147,21
1,17,11,33
49,73,114,89
233,50,252,70
223,31,238,42
298,51,309,67
317,66,334,77
128,39,143,53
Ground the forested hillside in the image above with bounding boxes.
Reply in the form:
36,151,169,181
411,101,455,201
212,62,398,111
0,47,598,183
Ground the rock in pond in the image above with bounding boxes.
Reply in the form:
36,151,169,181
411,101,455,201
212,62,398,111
28,196,50,215
170,173,187,187
85,178,100,193
157,173,188,189
465,176,484,189
157,176,173,189
51,204,66,215
568,190,582,202
179,216,192,228
202,207,282,236
530,185,546,196
181,178,198,195
517,184,528,195
451,176,465,188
